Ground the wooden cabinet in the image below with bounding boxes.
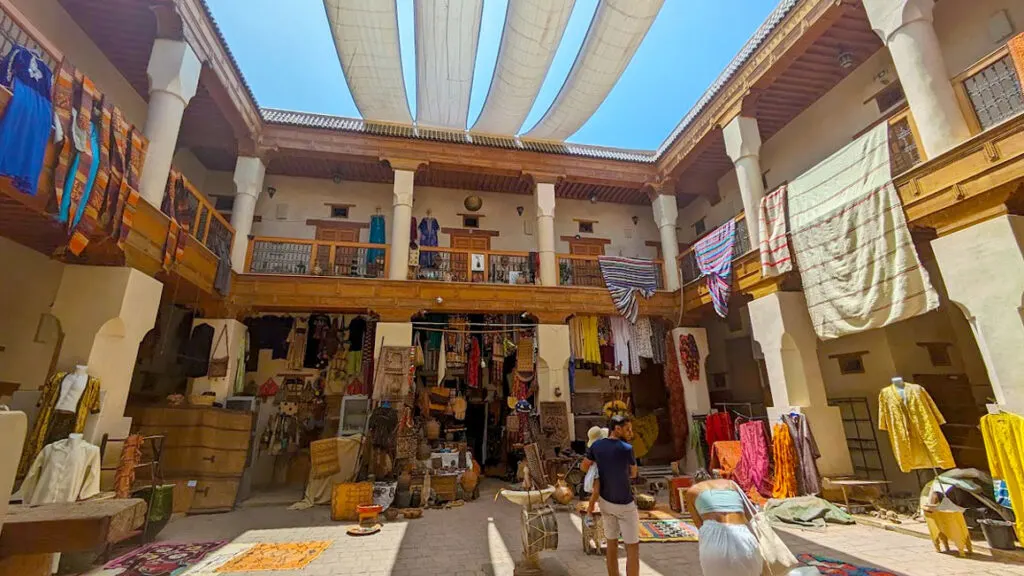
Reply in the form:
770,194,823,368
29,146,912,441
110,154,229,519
127,406,254,514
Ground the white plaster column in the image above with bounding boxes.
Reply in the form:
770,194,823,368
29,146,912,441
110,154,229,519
651,190,680,291
139,39,202,207
537,324,574,440
230,156,266,273
748,292,854,477
864,0,970,157
535,181,557,286
388,168,415,280
723,115,766,249
932,215,1024,413
670,327,710,473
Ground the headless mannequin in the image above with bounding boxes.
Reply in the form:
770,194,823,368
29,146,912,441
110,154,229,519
892,376,906,403
55,365,89,412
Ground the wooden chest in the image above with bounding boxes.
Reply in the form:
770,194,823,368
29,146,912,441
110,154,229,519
128,406,254,514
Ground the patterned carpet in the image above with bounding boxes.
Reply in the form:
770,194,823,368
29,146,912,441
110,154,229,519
797,553,900,575
103,541,226,576
215,541,331,572
638,519,699,542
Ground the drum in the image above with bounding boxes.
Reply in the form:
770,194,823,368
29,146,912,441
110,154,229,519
521,506,559,555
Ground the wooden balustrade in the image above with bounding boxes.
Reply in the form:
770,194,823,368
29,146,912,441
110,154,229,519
1,0,62,69
246,236,389,278
677,212,751,285
557,255,665,290
415,246,535,285
166,175,235,255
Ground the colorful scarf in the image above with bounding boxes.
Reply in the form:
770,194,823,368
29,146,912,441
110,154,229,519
758,184,792,278
693,218,736,318
597,256,658,323
771,422,799,499
735,421,771,496
679,333,700,381
663,337,688,460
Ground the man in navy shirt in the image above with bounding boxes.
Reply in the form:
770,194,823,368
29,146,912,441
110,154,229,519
583,414,639,576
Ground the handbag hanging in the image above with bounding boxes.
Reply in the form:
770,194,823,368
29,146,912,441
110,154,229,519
738,484,799,575
208,324,230,378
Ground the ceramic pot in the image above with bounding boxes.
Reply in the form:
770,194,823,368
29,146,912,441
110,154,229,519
417,441,432,461
425,419,441,440
395,490,412,509
397,470,412,492
461,466,479,493
553,473,574,505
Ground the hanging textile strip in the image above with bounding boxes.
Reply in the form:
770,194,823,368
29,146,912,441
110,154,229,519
980,412,1024,544
51,60,76,208
771,422,798,499
0,46,54,196
113,127,146,247
160,170,188,270
783,413,821,496
693,218,736,319
758,184,792,278
103,106,128,232
61,72,99,228
630,317,654,359
679,333,700,382
787,123,938,340
704,411,733,450
597,256,658,324
651,319,667,365
663,337,688,461
114,434,143,499
734,421,771,497
68,101,112,256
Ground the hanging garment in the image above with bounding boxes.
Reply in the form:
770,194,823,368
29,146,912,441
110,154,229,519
772,422,799,499
580,316,601,364
679,333,700,381
705,412,733,451
758,184,792,278
0,45,53,195
609,315,635,375
348,316,367,351
735,421,771,497
19,436,100,506
360,319,377,393
787,123,938,340
304,313,331,368
67,102,112,256
17,371,100,479
418,217,439,267
597,256,658,323
693,218,737,318
366,213,386,267
630,316,654,359
663,338,688,461
651,319,667,365
182,323,215,378
287,317,308,370
244,316,294,371
410,215,418,246
709,441,742,478
878,383,955,472
980,412,1024,543
783,413,821,496
468,337,481,388
691,419,709,470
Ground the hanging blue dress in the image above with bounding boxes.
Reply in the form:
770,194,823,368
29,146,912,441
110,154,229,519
59,122,100,227
0,46,54,195
367,213,386,268
418,217,439,267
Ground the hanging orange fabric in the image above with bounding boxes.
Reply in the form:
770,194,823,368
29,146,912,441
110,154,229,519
772,423,798,499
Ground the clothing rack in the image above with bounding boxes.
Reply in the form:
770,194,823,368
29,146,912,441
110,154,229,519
98,434,166,548
712,402,763,419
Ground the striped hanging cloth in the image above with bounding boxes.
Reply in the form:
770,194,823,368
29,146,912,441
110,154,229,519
693,219,736,318
598,256,658,323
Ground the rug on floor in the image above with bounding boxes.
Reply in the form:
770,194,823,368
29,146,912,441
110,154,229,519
797,553,899,575
638,519,699,542
103,541,227,576
215,541,331,572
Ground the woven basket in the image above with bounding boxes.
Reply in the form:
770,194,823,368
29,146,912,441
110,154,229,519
331,482,374,521
396,433,418,460
188,394,215,407
309,438,340,479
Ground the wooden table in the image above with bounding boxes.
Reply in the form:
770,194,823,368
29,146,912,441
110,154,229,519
0,498,146,576
828,479,890,512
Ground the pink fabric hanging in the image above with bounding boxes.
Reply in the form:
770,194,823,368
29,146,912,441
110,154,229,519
735,421,771,497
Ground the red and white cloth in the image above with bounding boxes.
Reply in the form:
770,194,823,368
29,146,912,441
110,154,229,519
757,184,792,278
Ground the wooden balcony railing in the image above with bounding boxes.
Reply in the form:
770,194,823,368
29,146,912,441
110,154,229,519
1,1,61,70
952,35,1024,135
678,212,752,285
416,247,536,284
887,107,925,176
245,236,388,278
165,174,235,255
557,256,665,290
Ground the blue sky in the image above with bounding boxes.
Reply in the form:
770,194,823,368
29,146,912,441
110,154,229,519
206,0,779,150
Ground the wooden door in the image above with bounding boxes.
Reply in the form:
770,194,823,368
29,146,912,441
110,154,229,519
567,240,604,286
450,233,490,282
569,241,604,256
451,234,490,251
315,226,359,242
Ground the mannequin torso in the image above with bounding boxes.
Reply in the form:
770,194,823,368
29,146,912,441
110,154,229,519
55,365,89,412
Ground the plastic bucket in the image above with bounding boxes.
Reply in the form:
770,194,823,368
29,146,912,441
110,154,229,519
978,518,1017,550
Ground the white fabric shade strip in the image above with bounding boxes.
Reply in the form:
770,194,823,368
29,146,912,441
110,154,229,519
524,0,664,141
471,0,576,135
323,0,412,124
415,0,483,129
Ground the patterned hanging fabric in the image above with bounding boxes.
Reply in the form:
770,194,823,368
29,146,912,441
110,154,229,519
679,333,700,381
693,218,737,318
663,337,688,461
651,319,667,364
771,422,799,499
597,256,658,323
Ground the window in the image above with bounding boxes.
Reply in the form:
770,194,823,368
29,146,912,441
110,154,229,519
694,218,706,236
830,351,867,375
963,55,1024,130
462,215,480,229
875,82,906,113
331,205,349,219
918,342,953,367
578,221,594,234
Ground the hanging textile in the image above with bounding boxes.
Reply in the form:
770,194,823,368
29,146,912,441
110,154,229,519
783,413,821,496
981,412,1024,544
0,45,54,195
597,256,658,323
287,317,308,370
693,218,736,318
114,434,143,499
877,383,955,472
735,421,771,497
758,184,792,278
359,318,377,394
663,337,688,461
651,319,667,365
159,171,188,270
68,101,111,256
709,441,742,478
705,411,733,450
609,315,635,375
367,213,386,267
304,313,331,368
771,423,799,499
787,123,938,340
570,316,600,364
690,419,709,470
679,333,700,381
418,216,439,267
468,337,481,388
630,316,654,359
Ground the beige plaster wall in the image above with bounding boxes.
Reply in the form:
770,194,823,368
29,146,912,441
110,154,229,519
246,174,662,258
173,148,211,192
0,238,64,396
11,0,148,127
934,0,1023,77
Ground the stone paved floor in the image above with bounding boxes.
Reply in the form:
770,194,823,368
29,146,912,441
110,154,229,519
128,481,1024,576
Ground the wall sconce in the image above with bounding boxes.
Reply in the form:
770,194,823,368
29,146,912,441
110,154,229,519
632,215,639,225
516,206,524,216
836,46,854,70
266,186,276,199
588,193,598,204
332,173,343,184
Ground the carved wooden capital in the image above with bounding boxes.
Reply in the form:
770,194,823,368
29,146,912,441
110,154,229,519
384,158,426,172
